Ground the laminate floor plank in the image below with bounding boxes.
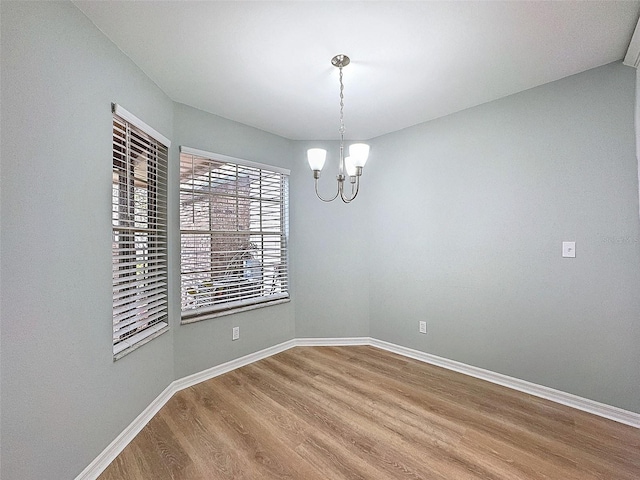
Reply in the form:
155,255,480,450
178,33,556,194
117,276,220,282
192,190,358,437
303,347,637,478
288,348,575,480
293,348,575,475
159,389,245,480
98,346,640,479
238,361,432,479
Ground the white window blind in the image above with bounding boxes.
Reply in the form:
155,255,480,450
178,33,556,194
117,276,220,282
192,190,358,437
179,146,290,321
112,104,169,356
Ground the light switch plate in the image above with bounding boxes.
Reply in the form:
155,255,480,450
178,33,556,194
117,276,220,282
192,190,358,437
562,241,576,258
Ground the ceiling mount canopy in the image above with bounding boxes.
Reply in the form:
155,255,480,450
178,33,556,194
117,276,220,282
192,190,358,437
307,54,370,204
331,54,350,68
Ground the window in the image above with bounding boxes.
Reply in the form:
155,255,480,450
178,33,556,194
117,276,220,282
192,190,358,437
179,146,290,322
112,104,170,357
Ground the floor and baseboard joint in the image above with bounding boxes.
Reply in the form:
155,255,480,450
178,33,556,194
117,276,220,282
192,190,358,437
75,336,640,480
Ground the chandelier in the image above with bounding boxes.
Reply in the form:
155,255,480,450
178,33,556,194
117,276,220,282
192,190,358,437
307,54,370,203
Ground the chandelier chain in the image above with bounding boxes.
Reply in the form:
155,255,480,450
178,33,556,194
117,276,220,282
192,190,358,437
339,66,345,138
308,54,367,204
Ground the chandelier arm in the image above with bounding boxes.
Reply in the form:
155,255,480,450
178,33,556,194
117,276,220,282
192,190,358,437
340,176,360,203
314,177,340,202
308,54,367,204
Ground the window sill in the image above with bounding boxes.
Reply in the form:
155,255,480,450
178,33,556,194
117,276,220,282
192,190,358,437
181,297,290,325
113,322,169,360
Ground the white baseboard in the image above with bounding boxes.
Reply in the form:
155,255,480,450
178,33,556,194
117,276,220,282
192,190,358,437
173,339,297,392
75,383,175,480
76,336,640,479
369,338,640,429
296,336,372,347
75,339,297,480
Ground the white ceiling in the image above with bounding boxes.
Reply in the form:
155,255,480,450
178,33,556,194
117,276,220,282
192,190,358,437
75,1,640,141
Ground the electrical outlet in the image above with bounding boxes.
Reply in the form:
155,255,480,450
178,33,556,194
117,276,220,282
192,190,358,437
562,241,576,258
419,321,427,334
232,326,240,341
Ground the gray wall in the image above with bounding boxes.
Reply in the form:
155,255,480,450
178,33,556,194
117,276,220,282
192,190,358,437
290,140,370,338
1,2,639,479
368,62,640,413
636,68,640,217
0,2,176,479
171,103,296,379
0,3,304,478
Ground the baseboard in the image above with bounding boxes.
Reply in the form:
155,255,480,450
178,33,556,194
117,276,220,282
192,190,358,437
173,339,297,392
75,339,297,480
369,338,640,429
295,336,372,347
76,336,640,479
75,383,176,480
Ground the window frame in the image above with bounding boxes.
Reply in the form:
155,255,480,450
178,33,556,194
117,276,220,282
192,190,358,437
179,146,290,323
112,103,170,359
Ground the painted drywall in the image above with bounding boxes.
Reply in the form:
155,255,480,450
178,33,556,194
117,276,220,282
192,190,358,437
171,103,297,378
0,2,370,476
290,141,370,338
2,2,639,479
368,62,640,413
637,68,640,217
0,2,175,479
169,109,372,372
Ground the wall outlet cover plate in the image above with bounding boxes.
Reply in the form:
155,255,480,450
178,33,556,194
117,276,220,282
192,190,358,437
562,241,576,258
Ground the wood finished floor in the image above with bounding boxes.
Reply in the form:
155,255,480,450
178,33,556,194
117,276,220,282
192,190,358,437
99,346,640,479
